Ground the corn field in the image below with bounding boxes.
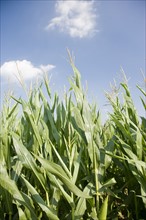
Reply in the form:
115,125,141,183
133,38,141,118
0,58,146,220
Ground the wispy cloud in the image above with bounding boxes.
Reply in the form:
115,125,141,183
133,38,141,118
0,60,55,83
46,0,98,38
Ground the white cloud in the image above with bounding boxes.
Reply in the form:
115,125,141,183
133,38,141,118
46,0,98,38
0,60,55,82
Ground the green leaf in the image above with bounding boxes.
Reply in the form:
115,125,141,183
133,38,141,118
99,195,109,220
35,155,91,198
17,206,28,220
0,163,37,219
74,182,93,219
12,133,47,191
99,178,116,193
48,173,74,208
21,175,59,220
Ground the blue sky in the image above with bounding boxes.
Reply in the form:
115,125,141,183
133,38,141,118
0,0,145,120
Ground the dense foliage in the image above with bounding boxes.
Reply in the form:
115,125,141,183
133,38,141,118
0,58,146,220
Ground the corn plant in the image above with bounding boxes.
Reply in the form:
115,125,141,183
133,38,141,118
105,79,146,219
0,57,146,219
